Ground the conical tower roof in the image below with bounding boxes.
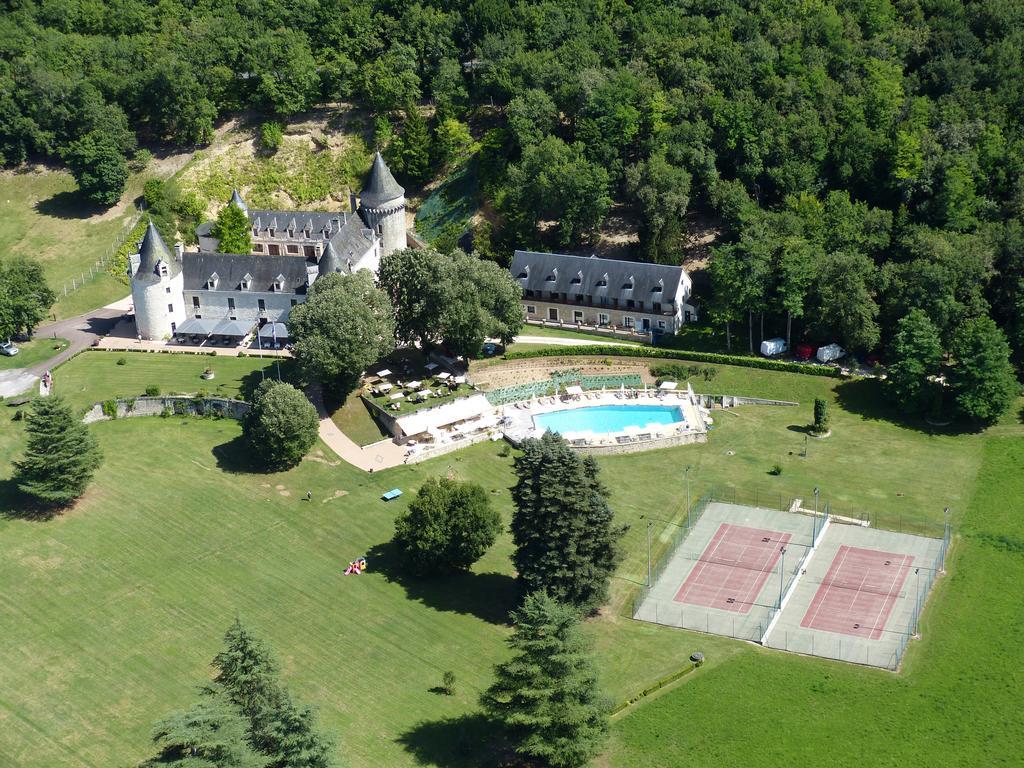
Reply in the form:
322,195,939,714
318,240,345,276
229,189,248,214
359,152,404,209
135,221,179,281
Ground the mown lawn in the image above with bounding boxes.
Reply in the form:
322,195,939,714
0,337,68,371
0,170,142,320
52,350,296,413
608,435,1024,767
329,395,390,446
0,351,1018,768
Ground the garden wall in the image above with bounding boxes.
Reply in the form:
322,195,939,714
82,396,250,423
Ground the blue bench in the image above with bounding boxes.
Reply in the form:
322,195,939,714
382,488,403,501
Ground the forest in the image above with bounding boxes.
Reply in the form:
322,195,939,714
2,0,1023,401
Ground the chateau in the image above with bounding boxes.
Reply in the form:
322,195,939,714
129,152,407,340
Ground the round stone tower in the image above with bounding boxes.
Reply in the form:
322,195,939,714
130,222,185,340
358,152,407,258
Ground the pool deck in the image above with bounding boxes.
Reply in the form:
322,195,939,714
501,389,708,451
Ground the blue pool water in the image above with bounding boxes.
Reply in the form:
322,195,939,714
534,405,684,435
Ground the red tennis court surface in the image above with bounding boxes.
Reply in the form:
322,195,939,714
673,523,791,613
800,545,914,640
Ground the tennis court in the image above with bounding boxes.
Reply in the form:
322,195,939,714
633,502,817,642
632,497,949,669
763,523,946,668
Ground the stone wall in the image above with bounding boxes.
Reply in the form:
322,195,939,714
83,396,250,423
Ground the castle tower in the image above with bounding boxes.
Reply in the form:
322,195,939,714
358,152,407,258
130,222,185,340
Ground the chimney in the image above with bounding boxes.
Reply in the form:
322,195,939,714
349,193,358,212
174,242,184,260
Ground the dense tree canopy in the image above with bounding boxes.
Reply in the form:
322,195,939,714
1,0,1023,405
288,271,396,394
0,257,56,338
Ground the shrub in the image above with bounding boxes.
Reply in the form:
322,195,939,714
145,385,160,396
101,399,118,419
510,346,843,377
260,121,284,153
770,462,783,475
13,409,25,421
129,148,152,172
813,398,830,434
441,671,456,696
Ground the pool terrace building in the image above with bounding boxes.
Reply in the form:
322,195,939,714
510,251,698,336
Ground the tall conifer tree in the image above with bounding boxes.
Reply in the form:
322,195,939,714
510,432,625,612
14,395,102,509
481,592,608,768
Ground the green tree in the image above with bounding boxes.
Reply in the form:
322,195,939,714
212,202,253,254
394,477,501,575
937,157,980,232
243,381,319,470
433,118,472,167
249,29,320,115
430,57,468,120
473,257,525,346
14,395,102,510
506,88,559,151
213,618,284,741
262,693,337,768
948,316,1017,423
288,271,396,394
392,104,431,183
0,257,56,336
625,151,691,264
62,130,128,205
510,432,625,611
504,136,611,247
813,250,880,353
141,692,266,768
886,309,944,415
481,591,609,768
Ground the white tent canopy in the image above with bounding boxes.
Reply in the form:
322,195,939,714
376,369,392,377
565,385,583,395
659,381,678,390
395,394,492,437
436,372,452,380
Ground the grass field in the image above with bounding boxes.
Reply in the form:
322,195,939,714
329,395,390,446
52,351,296,413
0,351,1020,767
0,170,143,320
0,338,68,371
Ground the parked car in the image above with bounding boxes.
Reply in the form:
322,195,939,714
816,343,845,363
794,343,815,361
0,341,19,357
759,337,788,357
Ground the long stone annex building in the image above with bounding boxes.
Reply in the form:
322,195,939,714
130,152,407,340
510,250,697,336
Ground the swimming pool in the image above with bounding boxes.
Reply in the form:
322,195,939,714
534,404,684,435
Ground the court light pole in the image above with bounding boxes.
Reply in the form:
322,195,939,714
685,465,692,529
642,516,653,587
814,486,820,516
779,546,787,610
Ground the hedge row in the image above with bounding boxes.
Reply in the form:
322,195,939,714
610,661,699,716
503,345,844,378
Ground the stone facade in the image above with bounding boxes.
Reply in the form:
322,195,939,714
521,297,691,335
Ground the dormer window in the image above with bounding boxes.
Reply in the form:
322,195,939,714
252,226,259,236
545,267,558,282
304,229,311,238
206,272,219,290
652,279,663,293
596,272,608,287
158,263,168,278
570,270,583,285
623,275,634,290
273,274,286,292
240,273,253,291
269,228,276,238
288,229,294,238
517,271,529,279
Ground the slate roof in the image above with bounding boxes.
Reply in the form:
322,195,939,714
230,189,248,213
182,253,309,294
318,241,346,275
134,222,181,282
510,251,686,303
359,151,404,209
